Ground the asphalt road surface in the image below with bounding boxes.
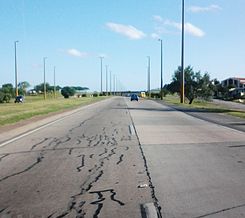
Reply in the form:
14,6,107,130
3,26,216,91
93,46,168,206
0,98,152,218
1,97,245,218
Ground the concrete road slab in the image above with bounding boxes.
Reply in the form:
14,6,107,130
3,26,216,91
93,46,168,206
127,98,245,218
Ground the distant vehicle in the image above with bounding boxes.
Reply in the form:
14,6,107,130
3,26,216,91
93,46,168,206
140,92,146,98
15,95,24,103
130,94,139,101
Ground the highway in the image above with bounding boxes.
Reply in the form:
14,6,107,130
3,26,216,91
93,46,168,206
0,97,245,218
129,98,245,218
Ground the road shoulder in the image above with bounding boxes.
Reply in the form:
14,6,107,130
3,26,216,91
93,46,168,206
154,99,245,132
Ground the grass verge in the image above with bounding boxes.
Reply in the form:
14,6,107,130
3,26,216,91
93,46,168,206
0,96,109,127
162,94,245,119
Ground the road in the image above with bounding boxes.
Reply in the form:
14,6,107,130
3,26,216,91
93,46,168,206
0,98,152,218
129,98,245,218
0,97,245,218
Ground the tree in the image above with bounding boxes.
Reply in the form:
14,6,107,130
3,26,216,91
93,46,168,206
1,83,14,96
166,66,213,104
34,83,62,94
0,91,11,103
34,83,51,93
72,86,89,91
61,86,76,98
18,81,31,95
0,84,14,103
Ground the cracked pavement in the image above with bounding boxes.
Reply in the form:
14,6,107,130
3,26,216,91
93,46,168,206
0,97,153,218
1,97,245,218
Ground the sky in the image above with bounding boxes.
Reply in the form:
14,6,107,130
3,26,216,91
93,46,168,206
0,0,245,92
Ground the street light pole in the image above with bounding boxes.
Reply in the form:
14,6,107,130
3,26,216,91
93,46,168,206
113,74,116,95
158,39,163,100
110,70,112,95
14,41,19,97
106,65,108,96
147,56,151,98
54,66,56,98
180,0,185,103
43,57,47,100
99,56,104,94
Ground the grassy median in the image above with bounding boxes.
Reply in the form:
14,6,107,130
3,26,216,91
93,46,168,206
0,95,108,127
162,94,245,119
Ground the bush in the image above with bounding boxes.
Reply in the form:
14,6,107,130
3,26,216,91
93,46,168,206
0,92,4,103
93,93,98,97
61,86,76,98
0,92,11,103
162,89,169,97
82,94,87,97
150,93,160,98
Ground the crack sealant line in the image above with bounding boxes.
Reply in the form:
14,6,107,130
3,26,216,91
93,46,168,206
0,98,113,148
125,99,163,218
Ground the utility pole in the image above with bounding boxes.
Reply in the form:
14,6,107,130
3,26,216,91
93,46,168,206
180,0,185,103
14,41,19,97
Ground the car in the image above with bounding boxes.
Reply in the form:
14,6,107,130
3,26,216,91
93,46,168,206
130,94,139,101
15,95,24,103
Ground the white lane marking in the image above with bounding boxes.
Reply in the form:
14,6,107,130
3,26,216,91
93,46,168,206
129,124,136,135
0,98,113,148
0,116,68,147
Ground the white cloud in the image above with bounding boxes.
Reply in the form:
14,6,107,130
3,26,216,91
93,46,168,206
152,15,205,38
151,33,160,39
153,15,164,22
188,4,222,13
66,49,88,58
184,23,205,37
164,20,205,37
106,22,146,40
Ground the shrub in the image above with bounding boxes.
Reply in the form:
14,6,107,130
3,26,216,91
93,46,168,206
61,86,76,98
0,92,11,103
150,93,160,98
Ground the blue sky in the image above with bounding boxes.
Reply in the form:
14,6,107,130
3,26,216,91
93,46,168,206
0,0,245,92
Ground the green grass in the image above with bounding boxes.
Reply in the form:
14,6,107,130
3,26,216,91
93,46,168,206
162,94,245,118
0,95,108,126
227,111,245,119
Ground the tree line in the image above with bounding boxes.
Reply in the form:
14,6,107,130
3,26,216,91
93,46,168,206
0,66,240,103
0,82,89,103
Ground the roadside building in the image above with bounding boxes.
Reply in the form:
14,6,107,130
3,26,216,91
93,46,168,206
221,77,245,97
